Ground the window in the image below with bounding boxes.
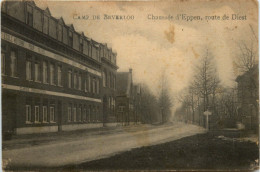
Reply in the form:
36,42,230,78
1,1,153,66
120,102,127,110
111,97,114,111
83,108,87,122
50,63,55,85
97,107,100,122
90,107,94,122
35,106,39,122
110,74,112,88
26,105,31,123
43,106,48,122
68,106,72,122
69,31,73,47
108,97,111,109
97,79,100,94
102,71,106,87
110,97,112,109
84,77,88,92
43,15,49,34
108,72,111,88
88,107,91,122
88,44,92,57
57,66,62,86
1,53,6,75
113,98,116,111
78,107,82,122
26,5,33,26
109,51,111,61
110,73,112,88
114,75,116,90
79,38,83,53
68,70,72,88
26,60,32,80
78,73,82,90
50,106,55,122
10,51,17,77
74,72,78,89
73,107,77,122
88,75,91,92
92,78,96,93
57,24,63,42
35,62,40,82
93,107,96,122
96,48,99,61
43,61,48,83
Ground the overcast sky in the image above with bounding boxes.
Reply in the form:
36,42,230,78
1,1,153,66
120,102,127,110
36,0,258,99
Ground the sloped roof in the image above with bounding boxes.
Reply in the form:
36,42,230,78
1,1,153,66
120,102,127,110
67,24,75,31
44,7,51,16
117,72,132,97
236,65,258,82
58,17,65,25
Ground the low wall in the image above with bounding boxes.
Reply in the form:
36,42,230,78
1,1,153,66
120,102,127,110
105,123,118,127
15,122,142,135
61,123,103,131
16,126,58,135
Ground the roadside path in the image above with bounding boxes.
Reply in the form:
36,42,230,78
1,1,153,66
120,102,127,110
3,123,205,168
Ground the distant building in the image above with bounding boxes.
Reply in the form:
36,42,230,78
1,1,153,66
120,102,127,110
132,84,142,123
1,1,117,135
100,44,118,124
116,69,141,125
236,65,259,131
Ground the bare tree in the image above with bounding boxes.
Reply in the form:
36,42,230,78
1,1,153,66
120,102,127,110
215,88,238,128
158,70,173,123
177,86,197,124
235,40,258,73
193,49,219,112
140,84,159,124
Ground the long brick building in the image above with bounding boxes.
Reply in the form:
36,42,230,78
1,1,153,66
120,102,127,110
1,1,118,135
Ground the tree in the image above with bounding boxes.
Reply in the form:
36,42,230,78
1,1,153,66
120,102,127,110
216,88,238,128
139,84,159,124
234,41,258,73
193,49,220,112
158,70,173,123
177,86,197,124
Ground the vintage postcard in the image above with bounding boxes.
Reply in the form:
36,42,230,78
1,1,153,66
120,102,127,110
1,0,259,171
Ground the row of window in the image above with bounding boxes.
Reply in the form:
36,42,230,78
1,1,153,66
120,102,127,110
1,48,101,94
25,104,101,124
26,57,63,86
28,3,117,64
67,69,100,94
67,105,101,123
108,97,116,110
25,105,54,123
2,2,117,65
102,70,116,89
26,4,101,61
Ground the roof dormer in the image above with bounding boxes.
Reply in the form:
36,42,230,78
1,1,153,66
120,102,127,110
44,7,51,16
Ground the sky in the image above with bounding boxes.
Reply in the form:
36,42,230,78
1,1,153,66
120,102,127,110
35,0,258,102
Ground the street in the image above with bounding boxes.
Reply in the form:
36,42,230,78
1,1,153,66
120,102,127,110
3,123,205,170
65,132,258,171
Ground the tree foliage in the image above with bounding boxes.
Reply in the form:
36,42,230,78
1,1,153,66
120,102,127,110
158,71,173,123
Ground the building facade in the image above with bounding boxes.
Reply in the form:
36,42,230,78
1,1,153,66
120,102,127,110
116,69,141,125
236,65,259,131
1,1,117,135
100,44,118,124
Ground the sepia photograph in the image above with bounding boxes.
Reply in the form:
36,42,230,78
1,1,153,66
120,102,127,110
1,0,259,171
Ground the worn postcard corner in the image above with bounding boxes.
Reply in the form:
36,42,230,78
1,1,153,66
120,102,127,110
1,0,259,171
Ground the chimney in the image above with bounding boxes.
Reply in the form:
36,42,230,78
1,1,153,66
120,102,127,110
129,68,132,73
